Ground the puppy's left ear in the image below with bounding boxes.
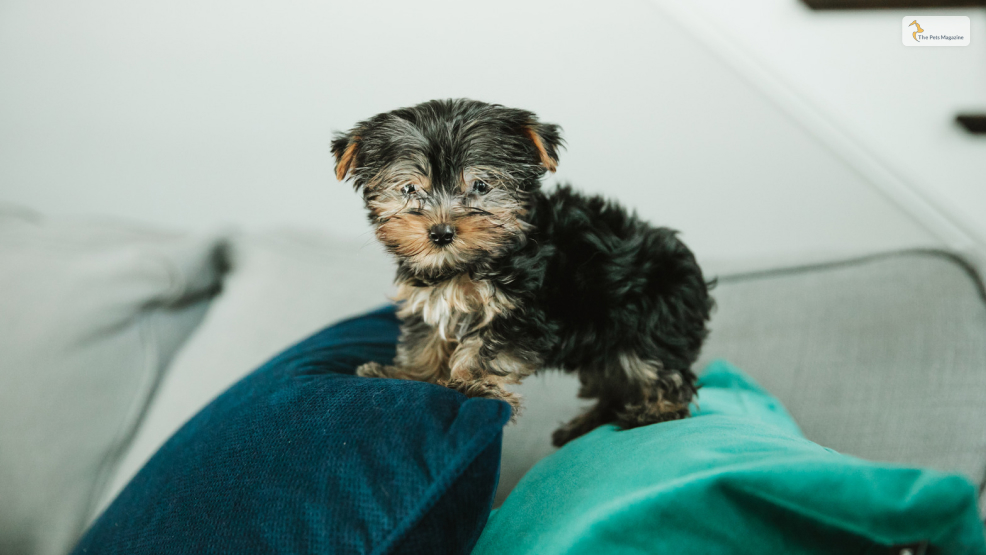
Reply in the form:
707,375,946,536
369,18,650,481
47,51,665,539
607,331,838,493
524,122,563,173
331,133,360,183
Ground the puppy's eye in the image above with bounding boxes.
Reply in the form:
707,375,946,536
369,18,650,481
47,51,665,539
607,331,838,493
401,184,416,195
472,180,490,194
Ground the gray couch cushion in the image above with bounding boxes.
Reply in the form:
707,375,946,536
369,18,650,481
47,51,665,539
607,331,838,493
91,230,396,521
497,249,986,510
695,250,986,486
0,208,226,555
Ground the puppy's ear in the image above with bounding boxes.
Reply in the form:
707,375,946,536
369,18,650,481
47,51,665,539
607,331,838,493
331,133,360,182
524,122,563,173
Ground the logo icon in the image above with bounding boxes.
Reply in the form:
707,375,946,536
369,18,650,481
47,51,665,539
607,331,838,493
908,20,924,42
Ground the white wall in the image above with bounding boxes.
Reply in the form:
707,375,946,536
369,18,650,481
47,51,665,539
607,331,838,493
669,0,986,247
0,0,953,261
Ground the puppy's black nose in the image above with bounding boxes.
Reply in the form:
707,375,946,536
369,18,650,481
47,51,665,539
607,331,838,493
428,224,455,246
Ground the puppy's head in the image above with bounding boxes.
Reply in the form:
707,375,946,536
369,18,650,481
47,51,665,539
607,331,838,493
332,99,562,281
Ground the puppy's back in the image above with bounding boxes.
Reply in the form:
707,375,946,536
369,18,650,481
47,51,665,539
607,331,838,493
532,185,713,372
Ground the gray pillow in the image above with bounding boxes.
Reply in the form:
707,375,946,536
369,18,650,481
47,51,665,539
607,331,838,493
696,249,986,486
0,207,226,555
91,230,396,520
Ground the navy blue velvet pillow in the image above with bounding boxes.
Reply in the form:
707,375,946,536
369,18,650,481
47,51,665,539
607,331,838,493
73,306,511,555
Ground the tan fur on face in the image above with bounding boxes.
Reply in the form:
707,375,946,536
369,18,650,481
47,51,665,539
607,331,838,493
376,212,435,259
453,209,519,258
365,159,431,195
375,196,528,276
461,166,524,194
366,161,531,276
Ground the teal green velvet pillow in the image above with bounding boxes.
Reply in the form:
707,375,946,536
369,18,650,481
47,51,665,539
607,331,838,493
474,361,986,555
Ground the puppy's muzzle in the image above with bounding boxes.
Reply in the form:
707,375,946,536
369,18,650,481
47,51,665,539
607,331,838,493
428,223,455,247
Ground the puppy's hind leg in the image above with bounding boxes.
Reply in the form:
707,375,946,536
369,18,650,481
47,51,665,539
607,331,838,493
551,368,618,447
552,354,696,447
612,353,695,430
551,400,616,447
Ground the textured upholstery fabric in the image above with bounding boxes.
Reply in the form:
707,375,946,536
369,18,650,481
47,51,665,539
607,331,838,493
93,230,395,520
0,208,225,555
475,361,986,555
73,307,511,555
696,250,986,485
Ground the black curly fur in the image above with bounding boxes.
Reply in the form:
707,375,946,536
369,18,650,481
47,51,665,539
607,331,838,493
333,99,714,446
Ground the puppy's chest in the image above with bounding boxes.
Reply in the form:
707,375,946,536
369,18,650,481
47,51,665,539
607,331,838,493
395,275,515,342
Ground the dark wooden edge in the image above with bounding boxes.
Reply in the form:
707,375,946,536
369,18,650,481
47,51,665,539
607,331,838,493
956,114,986,135
803,0,985,8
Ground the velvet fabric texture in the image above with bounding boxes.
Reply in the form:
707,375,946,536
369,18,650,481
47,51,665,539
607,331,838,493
73,306,511,555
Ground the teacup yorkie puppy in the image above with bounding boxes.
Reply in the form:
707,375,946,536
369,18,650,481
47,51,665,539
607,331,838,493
333,99,713,446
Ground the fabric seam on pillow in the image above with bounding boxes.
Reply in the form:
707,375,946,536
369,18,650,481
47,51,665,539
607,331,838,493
722,479,970,546
979,480,985,524
374,406,506,555
716,248,986,305
79,310,170,528
79,244,218,524
142,251,188,305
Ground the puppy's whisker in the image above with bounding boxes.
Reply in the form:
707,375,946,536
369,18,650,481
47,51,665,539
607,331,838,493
457,207,494,217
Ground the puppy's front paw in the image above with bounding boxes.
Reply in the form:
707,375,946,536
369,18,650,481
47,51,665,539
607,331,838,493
551,425,580,448
356,361,392,378
614,401,690,429
552,418,597,447
442,378,523,422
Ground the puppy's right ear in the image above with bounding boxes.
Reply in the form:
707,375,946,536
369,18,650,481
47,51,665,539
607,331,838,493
331,133,360,183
